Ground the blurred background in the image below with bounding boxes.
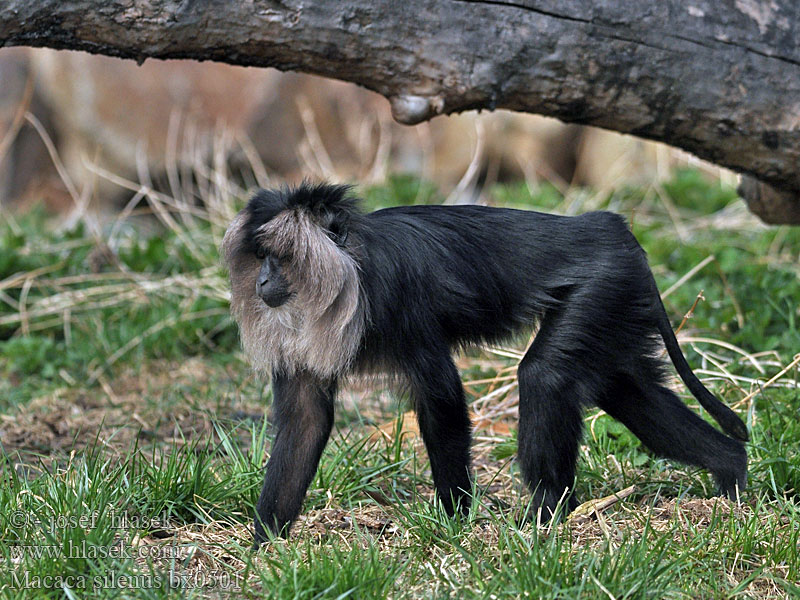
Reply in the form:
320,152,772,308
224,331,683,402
0,47,738,216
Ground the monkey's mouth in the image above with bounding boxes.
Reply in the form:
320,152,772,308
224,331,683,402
262,291,294,308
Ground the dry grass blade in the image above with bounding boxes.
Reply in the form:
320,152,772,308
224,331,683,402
0,262,66,293
0,268,228,328
738,353,800,406
689,345,746,393
445,117,485,205
87,307,229,384
297,95,337,180
680,336,765,373
661,255,715,299
483,347,524,361
24,112,82,209
0,73,34,165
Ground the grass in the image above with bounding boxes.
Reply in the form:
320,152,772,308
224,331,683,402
1,169,799,598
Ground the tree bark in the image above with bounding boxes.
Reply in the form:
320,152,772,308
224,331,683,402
1,0,799,223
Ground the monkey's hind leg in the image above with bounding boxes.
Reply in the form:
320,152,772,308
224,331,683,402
516,323,585,521
597,373,747,499
408,349,473,517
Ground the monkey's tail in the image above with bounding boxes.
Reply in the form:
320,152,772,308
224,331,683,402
655,299,749,442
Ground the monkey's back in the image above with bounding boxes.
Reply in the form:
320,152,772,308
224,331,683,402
353,205,653,368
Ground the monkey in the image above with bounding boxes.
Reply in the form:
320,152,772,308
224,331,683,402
221,182,748,546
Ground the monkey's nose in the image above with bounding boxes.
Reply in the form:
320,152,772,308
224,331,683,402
256,272,270,297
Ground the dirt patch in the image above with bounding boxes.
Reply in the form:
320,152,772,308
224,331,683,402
0,358,266,462
566,495,751,548
0,389,125,458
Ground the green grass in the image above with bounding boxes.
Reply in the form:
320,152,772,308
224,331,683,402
1,170,799,598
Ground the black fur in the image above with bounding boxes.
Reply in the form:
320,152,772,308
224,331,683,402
254,369,336,541
241,183,358,256
237,184,748,545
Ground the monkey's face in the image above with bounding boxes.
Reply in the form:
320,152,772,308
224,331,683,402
255,251,293,308
253,209,348,307
222,203,353,312
251,207,353,310
220,185,365,377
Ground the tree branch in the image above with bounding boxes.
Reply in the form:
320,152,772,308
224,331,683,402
2,0,798,222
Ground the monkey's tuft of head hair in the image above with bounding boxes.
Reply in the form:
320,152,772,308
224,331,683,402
242,183,359,246
283,181,358,214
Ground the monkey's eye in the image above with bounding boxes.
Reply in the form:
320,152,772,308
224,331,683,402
255,246,267,260
327,223,348,246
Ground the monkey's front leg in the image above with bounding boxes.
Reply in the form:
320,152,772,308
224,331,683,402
253,370,336,547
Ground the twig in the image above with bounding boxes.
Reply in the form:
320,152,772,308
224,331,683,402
485,364,518,395
568,485,636,522
673,290,705,337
